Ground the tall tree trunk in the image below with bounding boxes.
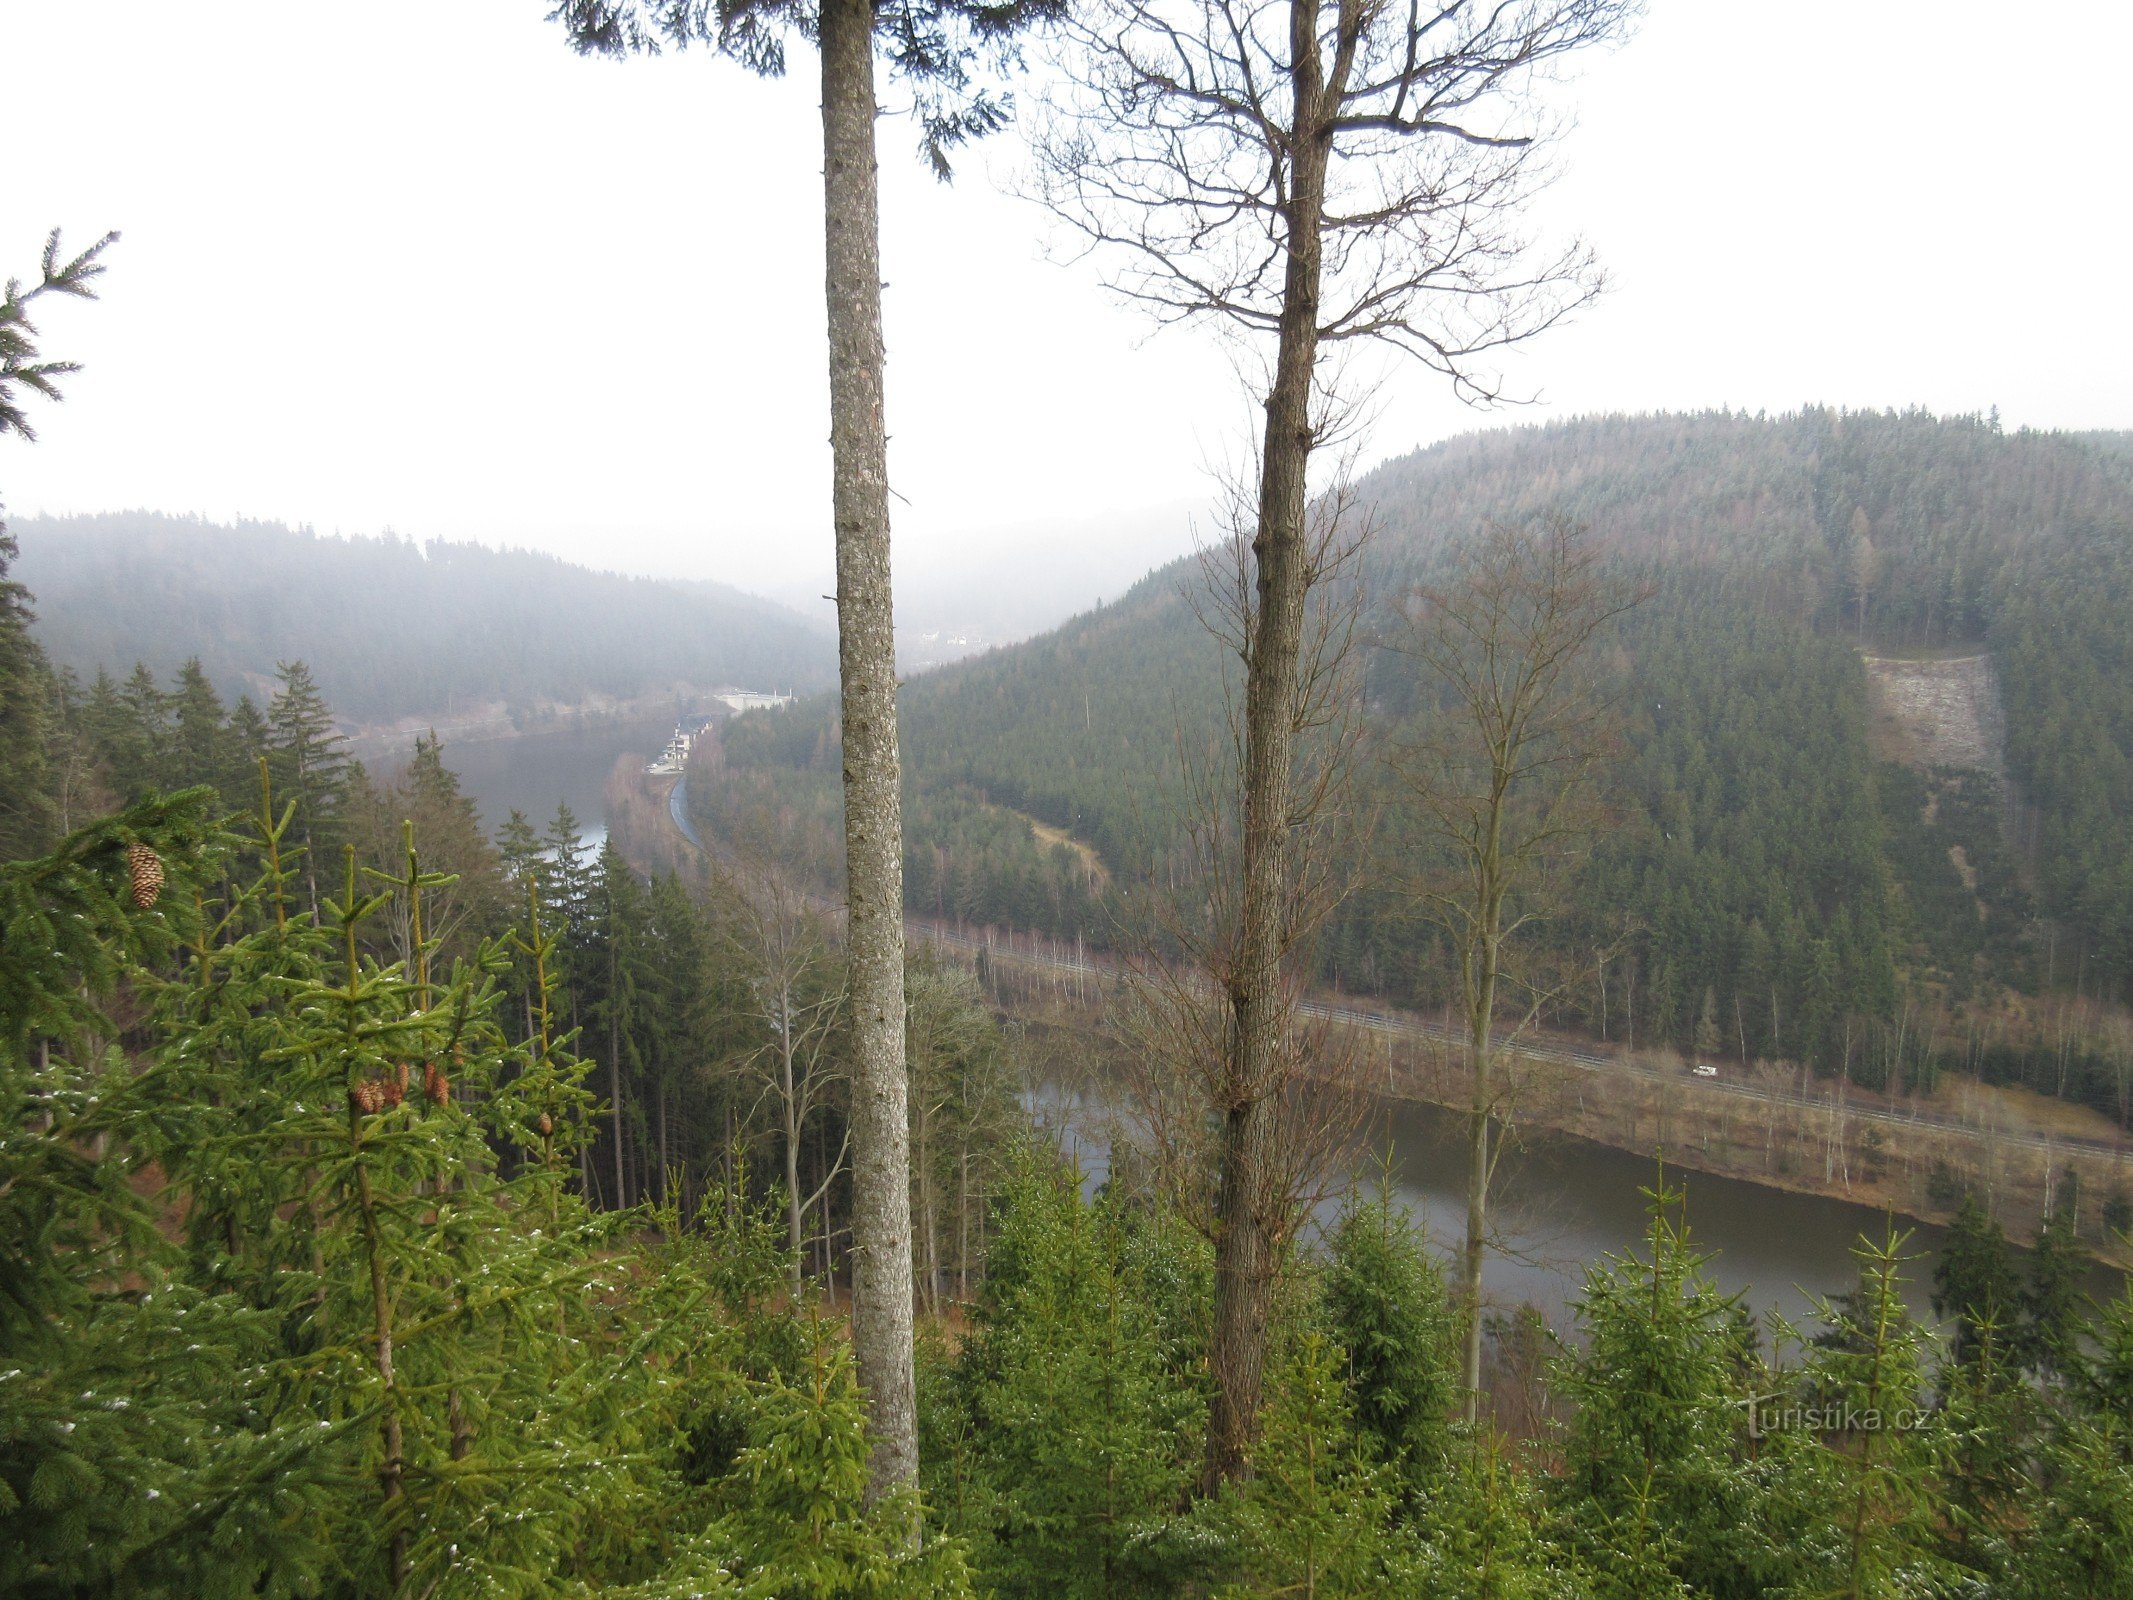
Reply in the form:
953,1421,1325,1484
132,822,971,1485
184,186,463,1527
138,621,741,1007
958,1143,972,1301
1462,919,1501,1424
820,0,919,1502
1204,0,1326,1489
350,1115,407,1592
609,955,626,1209
296,756,322,924
920,1111,940,1315
783,1019,805,1287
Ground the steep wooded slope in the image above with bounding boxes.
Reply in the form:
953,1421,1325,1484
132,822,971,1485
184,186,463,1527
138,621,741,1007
14,511,836,724
702,410,2133,1100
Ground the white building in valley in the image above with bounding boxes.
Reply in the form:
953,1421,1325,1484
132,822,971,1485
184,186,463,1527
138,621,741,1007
715,689,795,713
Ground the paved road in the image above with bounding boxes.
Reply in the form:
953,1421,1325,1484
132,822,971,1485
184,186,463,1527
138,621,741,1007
658,781,2130,1167
915,921,2132,1165
667,773,705,850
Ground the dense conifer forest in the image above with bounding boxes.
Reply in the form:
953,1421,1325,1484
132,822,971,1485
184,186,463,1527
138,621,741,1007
694,409,2133,1118
11,0,2133,1581
12,511,836,726
6,346,2133,1600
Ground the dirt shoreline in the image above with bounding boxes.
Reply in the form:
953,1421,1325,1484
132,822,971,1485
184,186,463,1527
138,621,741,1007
610,759,2133,1266
342,685,733,756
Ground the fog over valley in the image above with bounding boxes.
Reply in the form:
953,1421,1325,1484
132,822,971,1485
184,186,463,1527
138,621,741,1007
7,3,2133,1596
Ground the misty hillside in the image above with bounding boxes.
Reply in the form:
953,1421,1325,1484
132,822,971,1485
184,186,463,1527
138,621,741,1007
12,512,837,727
739,406,2133,856
700,408,2133,1104
886,500,1206,668
1356,409,2133,636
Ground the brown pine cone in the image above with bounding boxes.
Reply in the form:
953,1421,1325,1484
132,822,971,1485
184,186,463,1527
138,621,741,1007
536,1112,554,1138
126,844,165,909
350,1079,384,1116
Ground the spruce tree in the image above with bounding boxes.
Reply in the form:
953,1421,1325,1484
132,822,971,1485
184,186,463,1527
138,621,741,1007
935,1155,1208,1597
222,695,271,812
1411,1432,1591,1600
694,1334,975,1599
641,870,713,1200
2,228,116,439
117,664,169,794
131,797,682,1596
267,659,349,920
351,734,507,967
2008,1412,2133,1600
1321,1188,1459,1505
495,806,544,893
1208,1325,1418,1596
79,669,148,803
0,789,343,1596
0,520,54,855
1930,1316,2033,1577
588,841,652,1209
2026,1198,2090,1382
1556,1174,1800,1599
1788,1224,1954,1600
167,660,232,808
2009,1284,2133,1595
1932,1193,2021,1369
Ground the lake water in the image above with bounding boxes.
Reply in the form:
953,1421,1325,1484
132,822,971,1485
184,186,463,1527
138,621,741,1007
363,714,681,846
446,724,2125,1345
1035,1082,2127,1343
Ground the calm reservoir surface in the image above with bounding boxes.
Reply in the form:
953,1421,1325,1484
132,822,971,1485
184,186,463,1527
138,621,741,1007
1036,1082,2124,1339
457,725,2123,1341
366,714,680,845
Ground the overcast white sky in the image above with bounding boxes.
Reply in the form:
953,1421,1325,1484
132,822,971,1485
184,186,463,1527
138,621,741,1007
6,0,2130,602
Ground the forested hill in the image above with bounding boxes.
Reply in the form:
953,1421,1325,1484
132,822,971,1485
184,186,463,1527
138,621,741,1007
12,511,836,726
701,407,2133,1112
1358,409,2133,644
867,409,2133,855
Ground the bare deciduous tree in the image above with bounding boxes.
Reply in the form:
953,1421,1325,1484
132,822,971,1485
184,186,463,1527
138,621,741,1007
1112,483,1373,1375
904,959,1019,1314
1037,0,1634,1483
1385,512,1644,1420
720,858,849,1288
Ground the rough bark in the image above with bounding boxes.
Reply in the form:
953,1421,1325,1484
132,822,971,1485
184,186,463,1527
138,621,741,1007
782,1014,805,1284
819,0,919,1502
610,938,627,1209
1203,0,1328,1489
1462,915,1501,1421
352,1117,407,1591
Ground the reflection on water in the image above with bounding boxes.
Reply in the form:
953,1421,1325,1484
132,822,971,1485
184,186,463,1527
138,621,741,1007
361,715,683,846
370,716,2130,1348
1031,1082,2125,1343
1373,1098,1946,1333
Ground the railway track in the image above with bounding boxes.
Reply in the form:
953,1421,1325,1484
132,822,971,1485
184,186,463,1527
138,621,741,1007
662,774,2131,1167
918,920,2131,1165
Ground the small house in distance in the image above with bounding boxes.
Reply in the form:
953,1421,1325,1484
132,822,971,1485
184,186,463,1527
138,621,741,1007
646,724,697,775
